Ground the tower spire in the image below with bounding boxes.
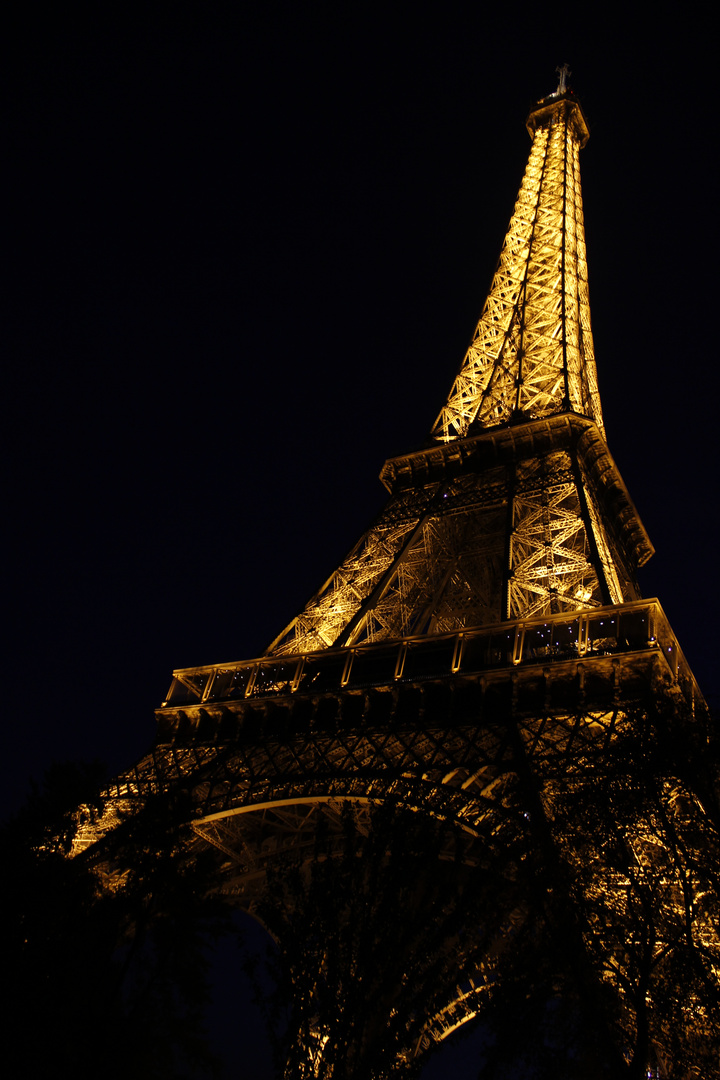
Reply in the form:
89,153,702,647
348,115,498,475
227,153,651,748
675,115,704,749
431,81,602,442
555,62,571,94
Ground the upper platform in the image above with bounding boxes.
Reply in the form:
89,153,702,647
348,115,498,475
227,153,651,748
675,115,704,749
381,412,654,574
526,89,590,147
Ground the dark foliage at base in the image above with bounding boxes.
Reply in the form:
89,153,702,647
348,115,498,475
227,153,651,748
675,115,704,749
0,763,233,1079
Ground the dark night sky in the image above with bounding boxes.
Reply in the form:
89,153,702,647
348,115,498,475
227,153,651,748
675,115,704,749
3,4,718,1076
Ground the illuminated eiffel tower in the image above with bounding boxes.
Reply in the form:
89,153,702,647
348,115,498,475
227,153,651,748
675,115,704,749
81,70,718,1074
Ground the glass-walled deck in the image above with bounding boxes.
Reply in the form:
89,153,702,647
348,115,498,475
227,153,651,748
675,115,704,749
163,599,691,709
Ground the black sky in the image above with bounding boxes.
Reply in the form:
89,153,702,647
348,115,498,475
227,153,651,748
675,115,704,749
3,4,718,1074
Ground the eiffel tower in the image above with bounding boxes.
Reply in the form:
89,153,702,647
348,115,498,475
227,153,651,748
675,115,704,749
80,70,719,1075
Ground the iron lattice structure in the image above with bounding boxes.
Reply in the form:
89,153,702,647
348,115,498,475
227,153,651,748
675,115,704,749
431,94,602,442
79,82,719,1075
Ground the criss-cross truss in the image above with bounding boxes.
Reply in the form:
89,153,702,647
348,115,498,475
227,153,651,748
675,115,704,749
507,450,624,619
431,93,602,442
267,478,507,656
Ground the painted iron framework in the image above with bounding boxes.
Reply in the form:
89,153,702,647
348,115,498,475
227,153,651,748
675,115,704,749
77,79,719,1075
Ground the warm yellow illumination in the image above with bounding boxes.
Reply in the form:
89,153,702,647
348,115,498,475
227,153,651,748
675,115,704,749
508,452,600,618
431,95,602,442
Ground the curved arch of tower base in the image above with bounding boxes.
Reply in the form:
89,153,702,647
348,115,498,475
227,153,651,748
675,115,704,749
77,599,715,1069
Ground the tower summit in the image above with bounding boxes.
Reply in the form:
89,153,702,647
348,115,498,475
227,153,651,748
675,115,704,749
80,75,718,1076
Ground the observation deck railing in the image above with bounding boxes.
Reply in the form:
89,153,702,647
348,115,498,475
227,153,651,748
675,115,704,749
162,599,698,711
